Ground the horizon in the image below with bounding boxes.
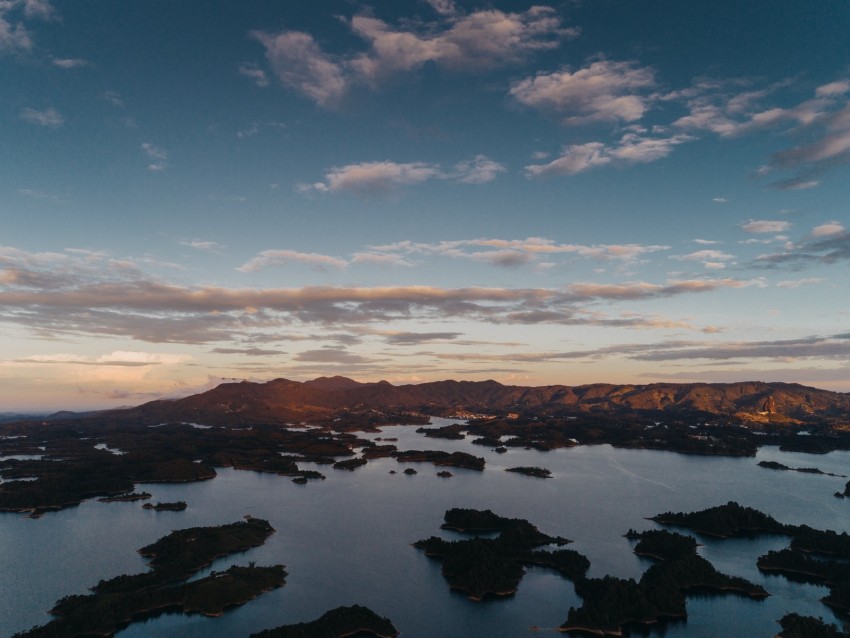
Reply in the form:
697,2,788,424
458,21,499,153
8,374,848,416
2,1,850,411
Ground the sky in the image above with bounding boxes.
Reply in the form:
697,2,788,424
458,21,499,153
2,0,850,411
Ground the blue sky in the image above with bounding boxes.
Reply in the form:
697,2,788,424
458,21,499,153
2,0,849,410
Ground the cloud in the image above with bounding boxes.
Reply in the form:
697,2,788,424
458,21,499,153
776,277,824,289
0,246,749,344
742,220,791,233
252,6,575,106
237,249,348,273
181,239,226,252
370,237,670,267
510,60,656,125
51,57,87,68
350,252,414,267
238,62,269,87
811,221,846,237
452,155,507,184
16,350,188,367
383,331,462,345
301,155,503,194
672,77,850,188
141,142,167,171
20,106,63,127
525,133,692,177
754,230,850,268
251,30,348,107
672,250,734,261
210,347,285,356
0,0,53,54
294,348,372,364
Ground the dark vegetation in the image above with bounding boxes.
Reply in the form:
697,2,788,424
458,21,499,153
14,518,282,637
393,449,485,470
332,458,367,471
413,509,578,601
98,491,151,502
142,500,187,511
415,509,767,635
758,460,845,477
416,423,466,439
777,613,850,638
561,528,767,635
759,549,850,614
250,605,399,638
654,501,850,617
505,466,551,478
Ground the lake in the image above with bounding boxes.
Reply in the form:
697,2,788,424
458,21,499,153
1,418,848,637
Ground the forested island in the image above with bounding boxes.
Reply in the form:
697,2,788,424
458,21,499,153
14,518,283,637
250,605,399,638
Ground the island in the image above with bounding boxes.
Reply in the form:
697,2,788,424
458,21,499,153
758,460,845,477
332,458,368,471
561,528,767,635
414,508,580,601
777,613,850,638
250,605,399,638
505,466,552,478
98,492,152,502
142,500,187,511
393,450,485,470
14,518,283,637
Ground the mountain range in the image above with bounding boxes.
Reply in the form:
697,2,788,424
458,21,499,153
96,377,850,427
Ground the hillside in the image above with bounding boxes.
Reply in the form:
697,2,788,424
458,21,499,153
102,378,850,427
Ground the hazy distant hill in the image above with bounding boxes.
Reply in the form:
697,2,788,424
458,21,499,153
100,377,850,427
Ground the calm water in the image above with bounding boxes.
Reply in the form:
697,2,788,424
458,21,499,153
1,419,848,637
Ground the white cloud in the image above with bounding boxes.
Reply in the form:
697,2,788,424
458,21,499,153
238,62,269,87
510,60,656,125
811,221,846,237
141,142,167,171
51,57,87,68
350,252,415,267
671,249,735,264
20,106,63,127
525,133,691,177
237,249,348,273
303,155,503,194
742,220,791,233
451,155,506,184
776,277,824,288
252,6,575,106
251,30,348,107
181,239,225,252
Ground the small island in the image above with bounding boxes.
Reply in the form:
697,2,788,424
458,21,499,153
758,460,845,477
393,449,485,470
98,492,152,502
332,458,368,471
250,605,399,638
142,500,187,511
505,466,552,479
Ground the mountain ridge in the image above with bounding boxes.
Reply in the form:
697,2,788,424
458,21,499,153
98,377,850,427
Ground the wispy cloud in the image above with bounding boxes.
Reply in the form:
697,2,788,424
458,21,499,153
238,62,269,87
237,249,348,273
20,106,63,127
300,155,505,195
742,219,791,233
510,59,656,125
0,246,747,344
51,57,87,68
525,133,692,177
252,6,575,107
1,0,55,54
141,142,167,171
